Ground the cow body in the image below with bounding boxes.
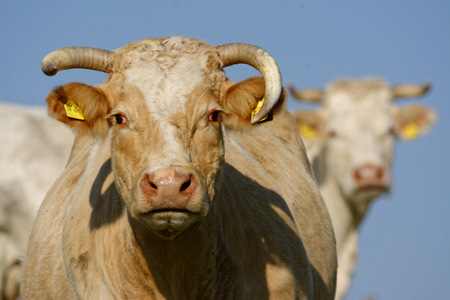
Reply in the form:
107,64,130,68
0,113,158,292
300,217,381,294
22,37,337,299
290,77,437,299
0,102,73,299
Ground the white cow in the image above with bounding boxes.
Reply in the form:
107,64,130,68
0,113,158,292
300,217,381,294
289,77,437,300
0,102,73,299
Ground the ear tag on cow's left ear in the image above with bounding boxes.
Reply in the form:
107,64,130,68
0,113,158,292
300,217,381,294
401,122,419,140
251,97,268,123
64,99,85,120
299,123,318,140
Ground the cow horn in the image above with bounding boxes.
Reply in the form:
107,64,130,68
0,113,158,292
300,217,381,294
41,47,112,76
391,81,431,99
288,83,324,103
218,43,282,124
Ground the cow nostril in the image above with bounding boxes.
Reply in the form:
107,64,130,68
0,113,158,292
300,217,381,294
180,176,191,192
376,168,384,179
149,182,158,190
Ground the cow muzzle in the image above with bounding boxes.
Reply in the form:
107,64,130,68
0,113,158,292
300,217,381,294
352,164,389,196
137,166,207,238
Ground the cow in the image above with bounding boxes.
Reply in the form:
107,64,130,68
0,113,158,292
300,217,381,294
21,36,337,299
289,77,437,300
0,102,73,300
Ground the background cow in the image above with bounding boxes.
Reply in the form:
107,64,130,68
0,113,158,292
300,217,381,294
289,77,437,300
0,102,73,299
21,36,337,299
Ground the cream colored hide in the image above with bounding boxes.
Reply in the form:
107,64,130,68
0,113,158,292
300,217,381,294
21,37,337,299
290,77,437,300
0,102,73,300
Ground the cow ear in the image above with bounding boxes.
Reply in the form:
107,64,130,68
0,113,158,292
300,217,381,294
292,110,325,141
394,104,437,140
292,110,326,161
46,82,110,137
220,77,280,129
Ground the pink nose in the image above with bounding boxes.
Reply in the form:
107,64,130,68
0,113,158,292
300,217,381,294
140,168,198,210
353,164,386,189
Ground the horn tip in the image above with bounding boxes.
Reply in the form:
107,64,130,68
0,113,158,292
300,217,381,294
251,107,270,124
41,63,58,76
250,116,261,124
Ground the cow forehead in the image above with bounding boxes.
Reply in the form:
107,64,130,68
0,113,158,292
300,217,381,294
324,78,390,106
328,111,393,138
124,58,207,117
110,37,223,117
115,60,209,165
325,88,391,109
325,93,394,135
322,79,393,129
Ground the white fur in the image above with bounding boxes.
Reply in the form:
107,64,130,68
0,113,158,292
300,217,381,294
0,102,73,296
294,77,436,300
124,54,207,167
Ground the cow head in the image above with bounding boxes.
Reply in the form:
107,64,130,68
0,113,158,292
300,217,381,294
43,37,282,239
290,77,436,204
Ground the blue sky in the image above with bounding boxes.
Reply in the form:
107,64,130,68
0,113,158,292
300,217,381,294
1,1,449,299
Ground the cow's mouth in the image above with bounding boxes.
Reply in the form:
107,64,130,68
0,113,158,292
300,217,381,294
141,209,200,239
150,208,192,214
353,184,389,200
359,184,387,191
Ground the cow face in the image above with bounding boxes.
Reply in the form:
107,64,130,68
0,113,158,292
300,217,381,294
107,83,222,239
45,38,268,239
322,91,396,202
293,78,436,204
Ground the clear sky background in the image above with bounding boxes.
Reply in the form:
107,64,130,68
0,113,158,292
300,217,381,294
1,1,449,299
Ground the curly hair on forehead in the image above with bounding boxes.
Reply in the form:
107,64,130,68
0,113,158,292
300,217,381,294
109,36,226,84
327,77,389,96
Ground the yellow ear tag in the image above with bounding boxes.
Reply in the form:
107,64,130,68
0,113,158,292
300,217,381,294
251,98,268,123
402,122,419,140
64,99,85,120
299,123,318,139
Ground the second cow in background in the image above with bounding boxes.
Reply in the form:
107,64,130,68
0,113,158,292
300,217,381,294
289,77,437,300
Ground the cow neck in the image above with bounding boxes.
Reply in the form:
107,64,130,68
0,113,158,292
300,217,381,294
312,149,353,254
128,212,217,299
312,146,371,251
347,196,372,228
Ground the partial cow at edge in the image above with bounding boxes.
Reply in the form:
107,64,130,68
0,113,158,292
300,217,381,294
21,36,337,299
289,77,437,300
0,102,73,300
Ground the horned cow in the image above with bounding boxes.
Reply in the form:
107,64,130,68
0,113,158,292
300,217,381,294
289,77,437,299
21,36,337,299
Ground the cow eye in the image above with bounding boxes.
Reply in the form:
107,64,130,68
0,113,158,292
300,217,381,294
388,126,397,136
208,110,220,123
115,113,128,125
328,130,337,138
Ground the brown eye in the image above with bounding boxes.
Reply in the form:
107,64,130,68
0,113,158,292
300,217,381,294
115,114,128,125
208,110,220,123
328,130,337,138
389,126,397,136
